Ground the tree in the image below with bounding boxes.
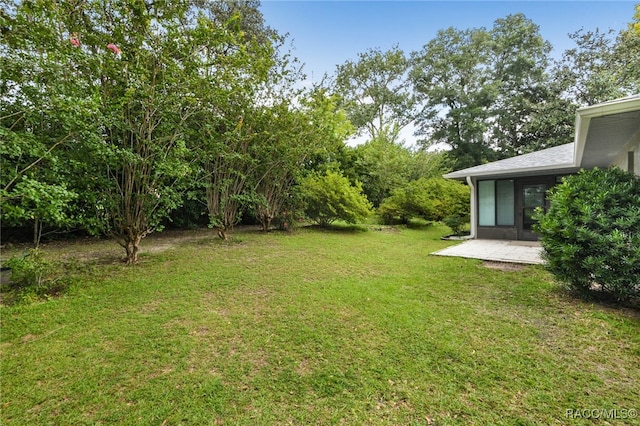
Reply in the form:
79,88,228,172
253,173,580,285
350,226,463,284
299,170,372,227
185,7,285,240
488,14,573,156
411,26,497,169
1,0,103,247
333,46,415,144
2,0,279,262
411,14,566,167
350,138,447,207
250,89,352,231
553,29,627,106
553,7,640,107
88,1,202,263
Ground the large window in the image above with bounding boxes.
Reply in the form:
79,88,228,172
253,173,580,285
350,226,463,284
478,179,514,226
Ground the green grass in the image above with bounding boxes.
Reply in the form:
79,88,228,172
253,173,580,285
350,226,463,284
2,225,639,425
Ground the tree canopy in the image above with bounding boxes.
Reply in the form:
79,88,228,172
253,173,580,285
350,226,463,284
2,1,639,259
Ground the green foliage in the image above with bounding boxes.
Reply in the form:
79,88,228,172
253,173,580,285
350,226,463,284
348,138,448,207
2,249,66,304
378,178,470,225
410,14,575,168
299,170,372,227
534,168,640,302
333,45,415,144
443,213,468,236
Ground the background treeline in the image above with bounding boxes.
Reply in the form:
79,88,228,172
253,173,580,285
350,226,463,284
2,1,639,263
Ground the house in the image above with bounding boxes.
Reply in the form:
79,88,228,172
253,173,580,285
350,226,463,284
444,95,640,241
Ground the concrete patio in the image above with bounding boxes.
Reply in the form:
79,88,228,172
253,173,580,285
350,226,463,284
432,239,544,265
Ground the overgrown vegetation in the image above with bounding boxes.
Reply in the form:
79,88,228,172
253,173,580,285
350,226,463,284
535,168,640,302
1,226,638,424
3,1,639,260
1,248,83,305
299,170,372,227
378,177,469,225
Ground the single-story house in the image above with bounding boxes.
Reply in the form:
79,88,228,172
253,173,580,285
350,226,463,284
444,94,640,241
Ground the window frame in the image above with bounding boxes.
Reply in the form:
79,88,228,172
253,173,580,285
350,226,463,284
477,179,515,227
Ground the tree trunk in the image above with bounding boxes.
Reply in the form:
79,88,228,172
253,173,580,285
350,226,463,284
120,231,142,264
33,217,41,248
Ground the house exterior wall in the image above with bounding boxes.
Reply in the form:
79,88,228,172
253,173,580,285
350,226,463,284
611,134,639,175
475,174,561,241
612,133,640,176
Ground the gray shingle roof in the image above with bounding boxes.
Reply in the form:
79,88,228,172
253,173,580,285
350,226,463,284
444,143,576,179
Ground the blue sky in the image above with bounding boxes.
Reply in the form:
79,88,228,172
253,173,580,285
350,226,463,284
259,1,637,84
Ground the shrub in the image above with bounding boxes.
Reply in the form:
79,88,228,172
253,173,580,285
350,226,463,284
299,170,372,227
443,214,468,236
534,168,640,302
4,249,67,303
378,178,470,226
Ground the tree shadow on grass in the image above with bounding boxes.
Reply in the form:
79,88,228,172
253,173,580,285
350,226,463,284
304,223,369,234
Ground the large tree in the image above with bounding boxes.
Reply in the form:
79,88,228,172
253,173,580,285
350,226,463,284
1,0,282,262
333,46,415,144
350,138,447,207
185,4,284,240
410,26,496,169
410,14,570,168
488,14,573,156
1,0,105,246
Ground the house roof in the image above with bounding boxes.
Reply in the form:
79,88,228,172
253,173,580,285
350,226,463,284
443,143,578,179
444,94,640,180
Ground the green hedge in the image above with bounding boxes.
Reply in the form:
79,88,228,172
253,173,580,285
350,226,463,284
534,168,640,302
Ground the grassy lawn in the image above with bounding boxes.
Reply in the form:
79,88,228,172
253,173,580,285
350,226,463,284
1,225,639,425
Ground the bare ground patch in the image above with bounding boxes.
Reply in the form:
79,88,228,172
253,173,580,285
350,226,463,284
482,261,528,272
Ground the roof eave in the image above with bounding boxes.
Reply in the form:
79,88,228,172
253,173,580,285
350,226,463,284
575,95,640,166
444,163,577,180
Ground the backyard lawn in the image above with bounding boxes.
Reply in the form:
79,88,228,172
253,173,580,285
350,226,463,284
1,225,639,425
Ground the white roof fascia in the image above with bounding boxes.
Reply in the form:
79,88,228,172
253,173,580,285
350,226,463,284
444,162,576,180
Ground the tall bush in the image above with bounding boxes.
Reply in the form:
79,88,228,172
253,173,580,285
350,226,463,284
534,168,640,302
378,178,469,225
299,170,372,227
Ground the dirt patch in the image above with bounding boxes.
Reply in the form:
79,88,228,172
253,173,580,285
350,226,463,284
482,261,527,272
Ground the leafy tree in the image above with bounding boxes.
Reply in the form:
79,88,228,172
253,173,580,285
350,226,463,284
250,87,352,231
86,1,201,263
299,170,372,227
534,168,640,302
185,3,293,240
297,89,355,175
333,46,415,144
410,26,497,169
411,14,566,166
350,138,447,207
378,178,469,225
1,0,103,247
488,14,573,156
553,29,628,106
553,5,640,107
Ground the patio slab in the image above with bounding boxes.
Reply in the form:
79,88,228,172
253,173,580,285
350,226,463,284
432,239,544,265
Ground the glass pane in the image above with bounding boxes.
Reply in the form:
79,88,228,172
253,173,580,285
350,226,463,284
524,184,546,208
478,180,495,226
523,208,537,230
522,184,546,231
496,180,514,226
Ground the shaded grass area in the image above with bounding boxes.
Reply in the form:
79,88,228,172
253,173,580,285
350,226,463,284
1,225,639,425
